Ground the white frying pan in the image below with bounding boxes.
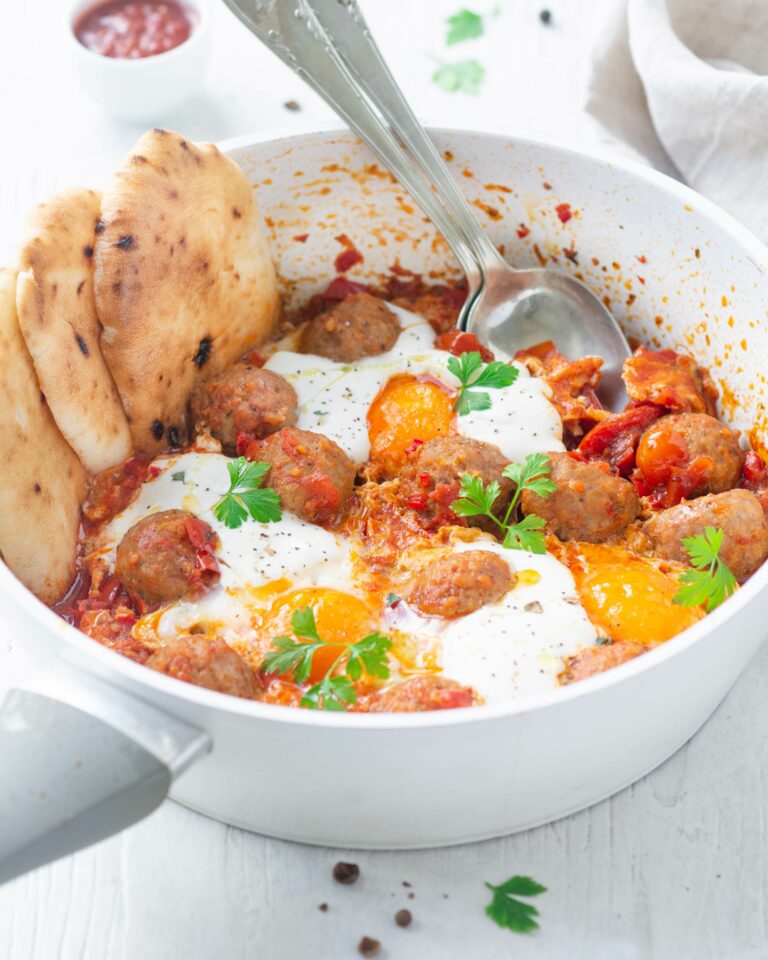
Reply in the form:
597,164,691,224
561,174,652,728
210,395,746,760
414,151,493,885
2,127,768,881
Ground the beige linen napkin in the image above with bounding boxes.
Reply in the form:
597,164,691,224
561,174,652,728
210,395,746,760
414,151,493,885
586,0,768,240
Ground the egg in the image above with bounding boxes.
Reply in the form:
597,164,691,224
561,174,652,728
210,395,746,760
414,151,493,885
90,452,359,648
264,304,564,467
387,538,598,703
554,541,705,645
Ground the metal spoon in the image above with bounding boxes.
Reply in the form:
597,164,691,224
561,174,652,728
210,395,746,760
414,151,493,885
222,0,631,408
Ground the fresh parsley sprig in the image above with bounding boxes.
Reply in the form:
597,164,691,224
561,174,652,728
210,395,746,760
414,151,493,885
447,351,519,416
451,452,556,554
261,607,392,711
213,457,282,529
672,526,738,612
484,875,547,934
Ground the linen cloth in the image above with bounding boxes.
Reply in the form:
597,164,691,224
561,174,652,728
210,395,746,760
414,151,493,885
586,0,768,241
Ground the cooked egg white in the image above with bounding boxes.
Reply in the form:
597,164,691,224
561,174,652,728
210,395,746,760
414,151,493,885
264,305,564,463
390,540,597,703
91,452,356,645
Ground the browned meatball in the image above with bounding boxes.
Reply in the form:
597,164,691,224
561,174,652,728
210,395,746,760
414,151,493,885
635,412,744,506
251,426,355,523
643,488,768,582
401,435,512,529
405,550,514,617
146,634,260,699
190,364,297,453
367,675,477,712
300,293,401,362
521,452,639,542
116,509,219,605
560,640,646,685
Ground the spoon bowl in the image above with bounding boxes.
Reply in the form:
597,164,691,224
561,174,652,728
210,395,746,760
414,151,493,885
224,0,632,407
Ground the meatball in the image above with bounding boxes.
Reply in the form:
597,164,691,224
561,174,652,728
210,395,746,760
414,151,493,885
635,412,744,506
643,488,768,582
251,426,355,523
405,549,514,617
402,435,512,529
300,293,401,362
367,675,477,712
521,452,639,542
146,634,260,699
190,364,297,453
116,509,219,605
560,640,645,685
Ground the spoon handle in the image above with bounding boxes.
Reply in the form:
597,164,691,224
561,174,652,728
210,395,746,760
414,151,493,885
306,0,507,274
221,0,485,286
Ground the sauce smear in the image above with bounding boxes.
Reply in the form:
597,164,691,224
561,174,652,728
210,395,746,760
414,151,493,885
74,0,193,59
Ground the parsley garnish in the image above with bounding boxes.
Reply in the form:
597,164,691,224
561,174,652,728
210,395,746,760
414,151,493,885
432,59,486,95
672,526,738,612
212,457,282,529
261,607,392,711
447,351,519,415
446,9,484,44
171,470,186,482
451,452,556,554
313,409,328,416
485,875,547,933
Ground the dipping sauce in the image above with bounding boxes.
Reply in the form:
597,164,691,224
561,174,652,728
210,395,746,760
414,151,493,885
74,1,194,59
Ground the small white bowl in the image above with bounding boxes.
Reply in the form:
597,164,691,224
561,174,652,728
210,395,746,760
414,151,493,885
65,0,211,122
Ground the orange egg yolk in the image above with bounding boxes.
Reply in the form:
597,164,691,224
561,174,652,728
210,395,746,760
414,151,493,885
261,587,376,684
367,374,455,474
559,542,704,645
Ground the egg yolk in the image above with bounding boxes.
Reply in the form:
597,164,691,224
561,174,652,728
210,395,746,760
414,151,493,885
261,587,376,684
559,542,704,645
367,374,455,474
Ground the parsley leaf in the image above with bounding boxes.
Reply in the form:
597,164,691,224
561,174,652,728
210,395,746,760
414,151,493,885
447,351,519,416
672,526,738,612
260,606,391,711
432,59,486,95
446,9,484,45
485,875,547,933
171,470,186,482
213,457,282,529
346,632,392,680
451,476,502,517
502,514,548,554
451,453,555,553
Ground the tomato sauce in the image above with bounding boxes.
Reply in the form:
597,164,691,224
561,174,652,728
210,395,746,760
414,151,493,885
74,1,194,59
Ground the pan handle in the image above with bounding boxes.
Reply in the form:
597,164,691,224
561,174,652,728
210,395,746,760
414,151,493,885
0,666,210,884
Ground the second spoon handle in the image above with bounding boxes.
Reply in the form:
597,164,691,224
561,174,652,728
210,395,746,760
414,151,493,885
222,0,483,287
307,0,508,276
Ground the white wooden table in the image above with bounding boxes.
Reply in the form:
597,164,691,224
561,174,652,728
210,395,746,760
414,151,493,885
2,1,767,957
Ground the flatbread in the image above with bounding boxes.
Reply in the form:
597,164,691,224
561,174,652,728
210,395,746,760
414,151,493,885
17,188,132,473
0,267,87,604
94,129,280,455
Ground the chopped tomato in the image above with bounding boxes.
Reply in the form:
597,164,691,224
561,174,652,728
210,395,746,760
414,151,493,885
434,329,495,363
579,403,662,476
624,346,718,415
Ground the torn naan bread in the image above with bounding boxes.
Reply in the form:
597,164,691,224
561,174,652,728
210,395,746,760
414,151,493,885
94,129,279,455
0,267,87,604
17,188,132,473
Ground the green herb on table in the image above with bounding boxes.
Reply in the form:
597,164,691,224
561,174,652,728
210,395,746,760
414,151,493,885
451,453,556,554
445,9,484,45
672,526,737,612
261,607,392,712
432,59,486,95
213,456,282,529
484,874,547,933
447,351,519,416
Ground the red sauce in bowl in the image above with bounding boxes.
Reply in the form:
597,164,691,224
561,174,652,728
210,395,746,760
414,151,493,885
74,0,194,59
